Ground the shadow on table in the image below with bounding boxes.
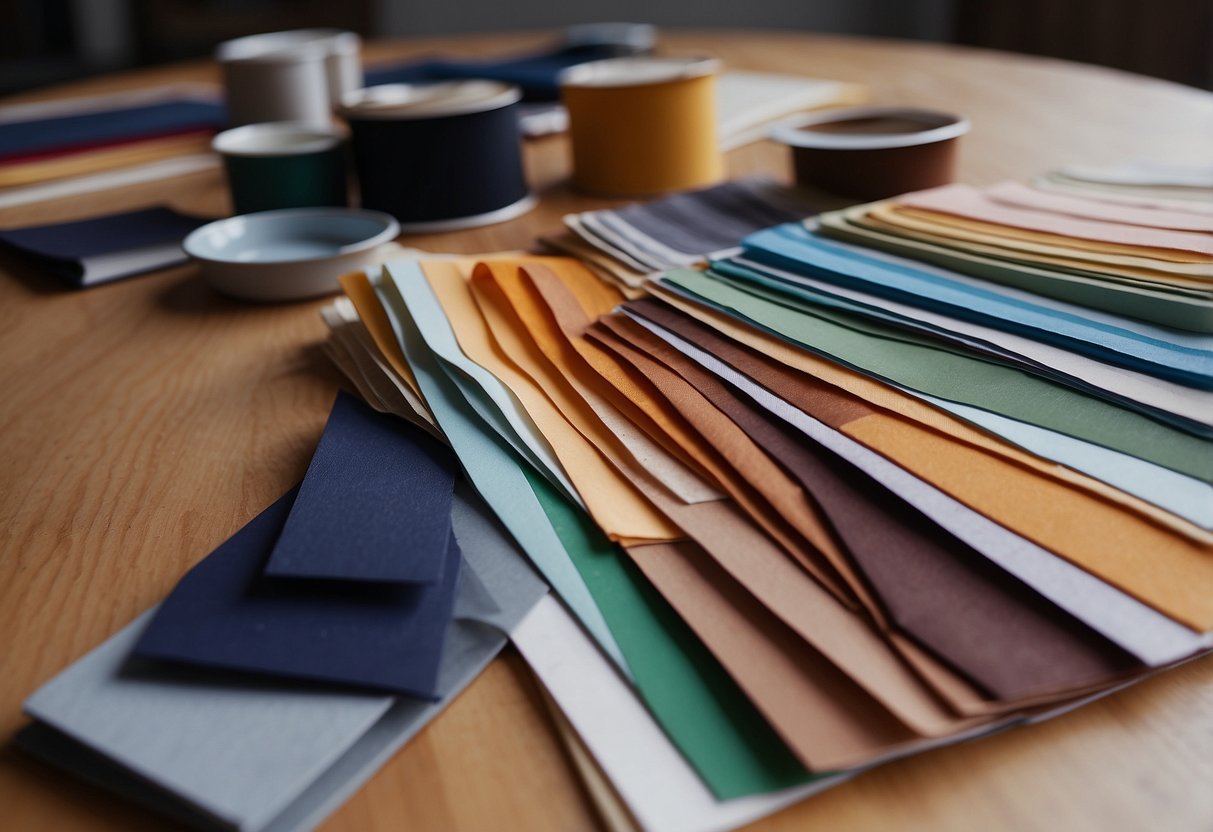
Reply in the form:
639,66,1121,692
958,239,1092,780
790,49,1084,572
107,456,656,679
155,269,349,316
0,251,77,296
155,269,227,313
298,340,349,391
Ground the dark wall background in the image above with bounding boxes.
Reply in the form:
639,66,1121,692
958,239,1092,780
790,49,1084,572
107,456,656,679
2,0,1210,96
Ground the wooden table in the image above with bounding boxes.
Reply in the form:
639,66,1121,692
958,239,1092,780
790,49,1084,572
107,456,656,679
2,30,1211,832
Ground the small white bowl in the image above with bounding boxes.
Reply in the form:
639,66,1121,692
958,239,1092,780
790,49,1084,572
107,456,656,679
183,208,399,301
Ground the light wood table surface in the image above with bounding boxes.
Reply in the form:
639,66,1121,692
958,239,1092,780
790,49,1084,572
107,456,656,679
2,30,1211,832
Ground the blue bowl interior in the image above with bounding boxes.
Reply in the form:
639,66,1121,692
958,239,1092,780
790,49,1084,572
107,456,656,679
187,210,394,264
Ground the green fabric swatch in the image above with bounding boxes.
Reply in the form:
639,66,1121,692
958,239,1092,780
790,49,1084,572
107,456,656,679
524,468,817,798
662,268,1213,482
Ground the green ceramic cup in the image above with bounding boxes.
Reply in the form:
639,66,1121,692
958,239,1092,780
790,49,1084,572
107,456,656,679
213,122,348,215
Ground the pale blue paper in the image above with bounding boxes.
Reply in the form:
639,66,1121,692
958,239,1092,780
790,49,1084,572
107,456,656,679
742,224,1213,388
385,259,583,507
714,256,1212,436
910,390,1213,530
379,261,628,673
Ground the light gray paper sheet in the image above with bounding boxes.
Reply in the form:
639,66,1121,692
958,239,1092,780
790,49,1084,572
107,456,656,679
19,482,548,832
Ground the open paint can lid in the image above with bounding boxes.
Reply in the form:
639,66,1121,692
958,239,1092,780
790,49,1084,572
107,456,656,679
560,56,721,88
771,106,969,150
217,29,357,64
339,81,521,120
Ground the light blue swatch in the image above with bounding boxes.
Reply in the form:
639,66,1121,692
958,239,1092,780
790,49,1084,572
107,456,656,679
742,223,1213,388
380,261,628,673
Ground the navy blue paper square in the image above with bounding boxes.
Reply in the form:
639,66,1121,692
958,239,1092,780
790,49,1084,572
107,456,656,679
133,486,462,699
0,100,224,159
0,207,209,286
264,391,458,584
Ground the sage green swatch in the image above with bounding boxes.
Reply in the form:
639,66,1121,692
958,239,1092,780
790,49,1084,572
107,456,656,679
525,468,816,799
662,268,1213,482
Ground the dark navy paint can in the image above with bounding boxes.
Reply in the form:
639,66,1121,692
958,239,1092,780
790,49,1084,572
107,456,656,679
340,81,534,232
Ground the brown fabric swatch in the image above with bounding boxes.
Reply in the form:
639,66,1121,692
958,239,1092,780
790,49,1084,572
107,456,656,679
586,320,857,606
628,540,921,771
617,302,1140,701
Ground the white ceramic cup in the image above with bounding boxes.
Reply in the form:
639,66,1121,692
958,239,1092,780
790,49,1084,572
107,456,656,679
217,30,363,127
319,31,363,106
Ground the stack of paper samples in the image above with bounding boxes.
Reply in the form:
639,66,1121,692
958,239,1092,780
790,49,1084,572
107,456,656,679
22,165,1212,832
312,178,1211,823
544,176,835,294
0,86,224,208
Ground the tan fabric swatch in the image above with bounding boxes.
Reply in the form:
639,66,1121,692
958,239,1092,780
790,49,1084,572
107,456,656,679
599,314,888,618
896,184,1213,259
586,320,860,608
490,261,723,505
320,303,441,437
844,206,1213,289
539,229,651,292
629,540,921,771
339,271,426,402
419,258,678,542
871,203,1213,271
636,493,986,729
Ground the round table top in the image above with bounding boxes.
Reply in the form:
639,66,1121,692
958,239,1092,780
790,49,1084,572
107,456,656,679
1,30,1211,832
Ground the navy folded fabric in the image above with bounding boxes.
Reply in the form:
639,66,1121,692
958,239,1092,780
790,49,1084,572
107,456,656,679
264,391,458,584
364,44,626,101
133,486,462,699
0,100,224,159
0,207,211,287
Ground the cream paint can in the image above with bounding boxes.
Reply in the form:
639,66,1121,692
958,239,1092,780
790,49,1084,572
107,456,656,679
218,30,363,127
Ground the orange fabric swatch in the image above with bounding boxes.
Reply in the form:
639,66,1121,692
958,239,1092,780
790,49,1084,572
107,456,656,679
420,258,678,543
338,271,426,403
647,282,1211,544
634,294,1213,631
629,540,921,771
486,260,719,505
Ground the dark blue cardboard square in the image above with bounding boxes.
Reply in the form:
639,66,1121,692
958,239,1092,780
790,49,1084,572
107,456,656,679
132,486,461,699
264,391,458,584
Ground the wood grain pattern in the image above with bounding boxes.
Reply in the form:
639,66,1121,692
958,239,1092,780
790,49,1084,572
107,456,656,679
0,30,1210,832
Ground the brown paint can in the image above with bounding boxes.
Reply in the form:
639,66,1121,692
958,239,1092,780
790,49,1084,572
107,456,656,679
772,107,969,200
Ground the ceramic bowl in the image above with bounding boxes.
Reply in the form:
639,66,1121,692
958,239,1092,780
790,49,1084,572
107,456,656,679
183,207,399,301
